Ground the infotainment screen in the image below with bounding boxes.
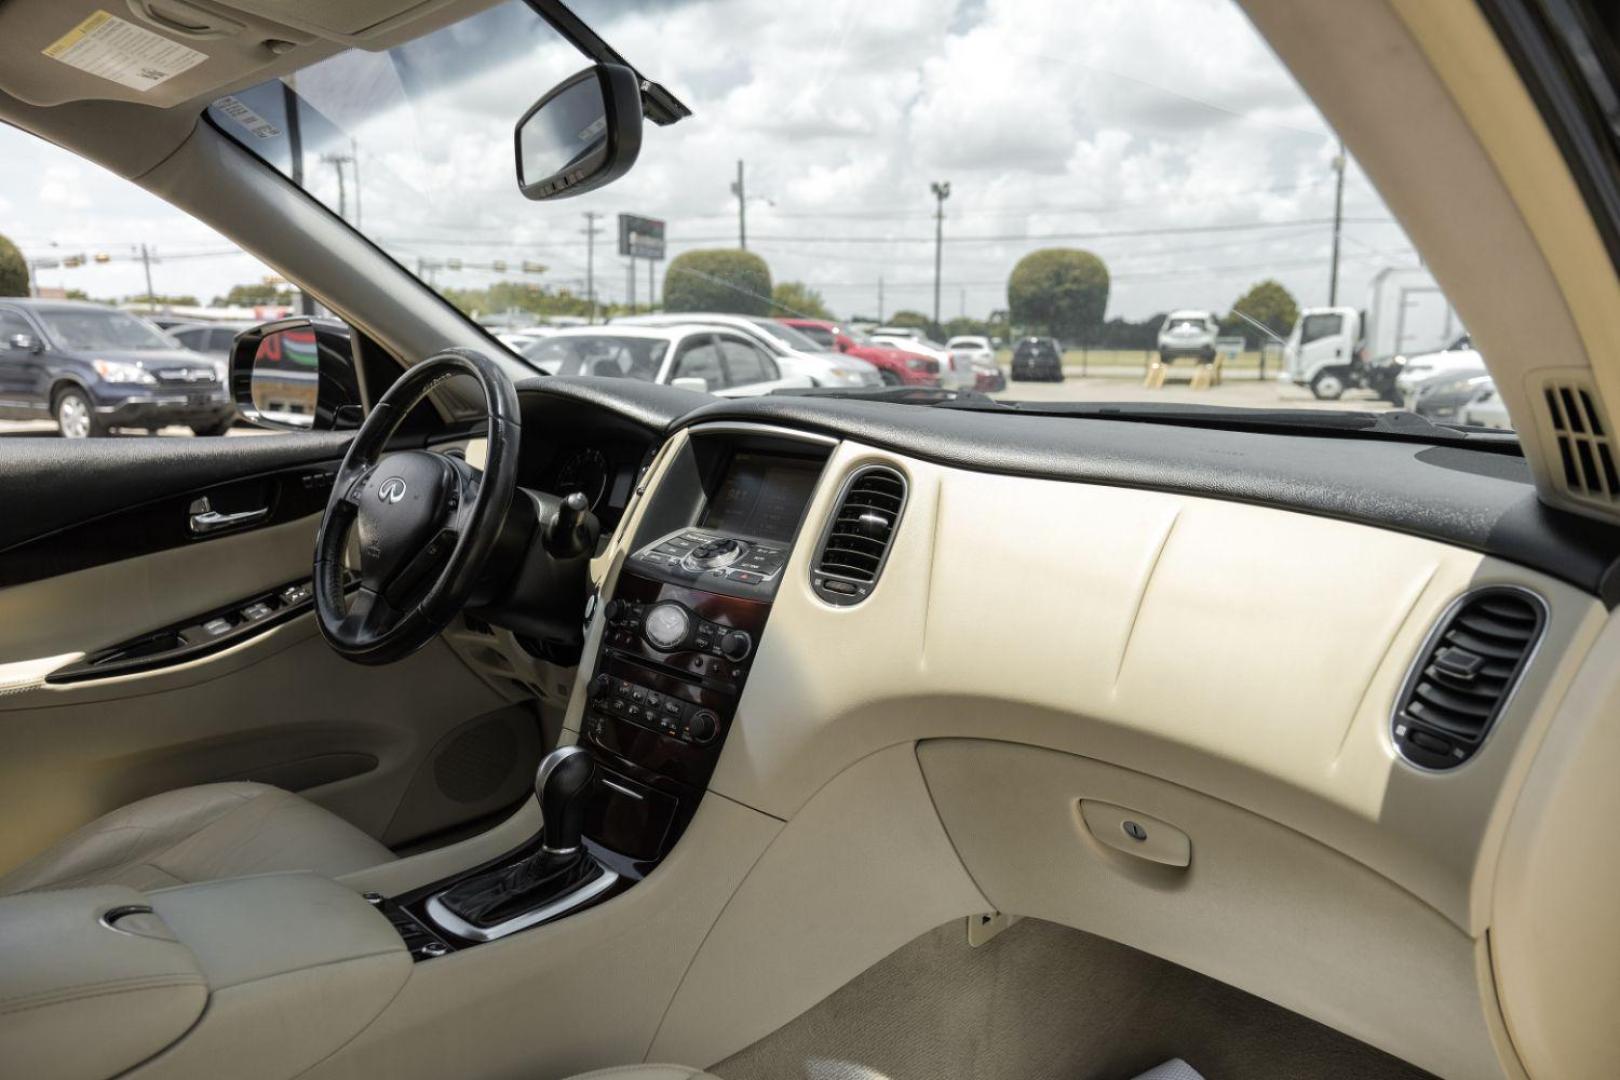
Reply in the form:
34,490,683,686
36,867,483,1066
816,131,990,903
701,453,822,542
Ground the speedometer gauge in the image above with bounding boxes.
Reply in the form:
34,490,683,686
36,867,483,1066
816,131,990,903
553,448,611,511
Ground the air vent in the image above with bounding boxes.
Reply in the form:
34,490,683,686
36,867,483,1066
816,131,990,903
1392,587,1545,770
811,465,907,606
1542,377,1620,503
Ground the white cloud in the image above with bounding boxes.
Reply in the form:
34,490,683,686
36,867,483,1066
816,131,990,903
0,0,1423,321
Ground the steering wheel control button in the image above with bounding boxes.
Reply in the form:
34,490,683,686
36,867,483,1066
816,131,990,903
642,602,692,651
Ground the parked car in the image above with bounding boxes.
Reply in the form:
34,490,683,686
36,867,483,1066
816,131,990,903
778,318,940,386
526,325,812,397
0,299,235,437
167,321,254,362
1284,273,1460,401
1010,336,1064,381
1463,382,1512,429
869,329,972,390
946,335,1005,392
1157,310,1220,364
614,313,880,388
495,329,553,355
1409,366,1493,423
1393,334,1484,404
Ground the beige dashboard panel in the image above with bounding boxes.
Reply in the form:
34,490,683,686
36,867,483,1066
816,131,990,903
711,440,1603,933
1492,610,1620,1080
919,738,1506,1080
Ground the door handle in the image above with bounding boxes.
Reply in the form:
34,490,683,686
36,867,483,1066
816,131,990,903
188,496,269,534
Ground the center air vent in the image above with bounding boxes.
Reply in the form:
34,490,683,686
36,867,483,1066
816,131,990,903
811,465,906,606
1392,587,1545,770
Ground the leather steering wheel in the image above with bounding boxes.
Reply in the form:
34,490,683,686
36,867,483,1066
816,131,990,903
315,349,520,665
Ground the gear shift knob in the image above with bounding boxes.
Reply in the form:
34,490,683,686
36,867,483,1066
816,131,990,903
536,746,596,854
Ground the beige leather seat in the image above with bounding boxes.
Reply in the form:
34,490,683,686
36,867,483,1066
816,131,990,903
0,782,394,895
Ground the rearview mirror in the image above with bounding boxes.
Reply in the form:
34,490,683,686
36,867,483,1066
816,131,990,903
231,317,363,432
515,64,643,200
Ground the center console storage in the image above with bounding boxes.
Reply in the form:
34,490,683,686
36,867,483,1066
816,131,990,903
0,873,410,1080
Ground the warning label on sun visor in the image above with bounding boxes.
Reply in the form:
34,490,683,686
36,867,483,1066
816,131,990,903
43,11,207,93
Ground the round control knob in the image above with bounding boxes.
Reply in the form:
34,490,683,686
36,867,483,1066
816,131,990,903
587,674,611,700
643,602,692,651
719,630,753,661
687,537,745,569
689,709,719,744
604,600,624,622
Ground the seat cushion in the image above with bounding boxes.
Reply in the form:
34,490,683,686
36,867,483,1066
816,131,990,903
565,1068,718,1080
0,782,394,895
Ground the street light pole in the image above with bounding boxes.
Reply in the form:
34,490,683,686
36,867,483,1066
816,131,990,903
582,212,602,323
930,180,951,331
1329,139,1345,306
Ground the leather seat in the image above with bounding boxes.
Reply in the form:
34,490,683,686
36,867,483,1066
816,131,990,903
0,782,394,895
565,1069,717,1080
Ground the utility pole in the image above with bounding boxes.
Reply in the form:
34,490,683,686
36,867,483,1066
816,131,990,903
1329,139,1345,306
351,137,362,229
930,180,951,330
878,276,885,324
628,257,637,312
139,244,155,303
731,160,747,250
648,259,655,312
582,212,603,323
321,152,352,221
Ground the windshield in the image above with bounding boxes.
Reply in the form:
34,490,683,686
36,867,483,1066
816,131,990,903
195,0,1492,432
38,308,175,351
527,335,667,380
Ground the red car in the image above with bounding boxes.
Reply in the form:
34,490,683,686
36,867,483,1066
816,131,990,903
777,318,940,387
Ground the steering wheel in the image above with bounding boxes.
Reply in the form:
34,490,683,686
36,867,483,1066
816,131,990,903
314,349,520,665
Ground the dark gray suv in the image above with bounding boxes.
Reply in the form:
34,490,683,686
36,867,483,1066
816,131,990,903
0,300,234,437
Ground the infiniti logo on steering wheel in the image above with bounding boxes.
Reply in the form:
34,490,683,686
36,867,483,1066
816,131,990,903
377,477,408,504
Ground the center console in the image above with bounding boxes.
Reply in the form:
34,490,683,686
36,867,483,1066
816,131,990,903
379,426,835,955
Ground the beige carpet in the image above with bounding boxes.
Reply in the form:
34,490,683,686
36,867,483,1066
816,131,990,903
712,918,1432,1080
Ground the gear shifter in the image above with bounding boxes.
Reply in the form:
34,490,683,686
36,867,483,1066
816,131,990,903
428,746,612,941
538,745,596,853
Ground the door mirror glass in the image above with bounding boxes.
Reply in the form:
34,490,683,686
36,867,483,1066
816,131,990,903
516,64,643,200
231,317,363,431
7,333,38,352
249,328,319,429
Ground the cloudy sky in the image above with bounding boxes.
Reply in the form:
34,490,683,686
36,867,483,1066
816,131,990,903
1,0,1422,325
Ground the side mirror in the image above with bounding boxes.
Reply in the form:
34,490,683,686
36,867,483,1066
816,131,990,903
835,338,851,353
7,333,40,353
515,64,643,201
670,376,710,393
230,317,363,432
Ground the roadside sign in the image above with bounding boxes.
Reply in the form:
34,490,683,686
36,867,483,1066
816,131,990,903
619,214,665,260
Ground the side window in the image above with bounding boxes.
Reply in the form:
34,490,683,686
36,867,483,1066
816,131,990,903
1301,313,1344,345
671,337,726,389
717,335,775,387
210,328,240,352
172,327,206,350
0,310,32,346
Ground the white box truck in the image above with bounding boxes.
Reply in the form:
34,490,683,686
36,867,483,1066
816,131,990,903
1282,267,1462,400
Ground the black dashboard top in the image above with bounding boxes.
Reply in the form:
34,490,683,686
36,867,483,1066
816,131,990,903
515,377,1620,606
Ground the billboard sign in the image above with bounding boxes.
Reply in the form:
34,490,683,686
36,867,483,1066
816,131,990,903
619,214,666,260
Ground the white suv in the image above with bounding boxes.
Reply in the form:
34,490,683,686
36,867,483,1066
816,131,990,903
1157,310,1220,364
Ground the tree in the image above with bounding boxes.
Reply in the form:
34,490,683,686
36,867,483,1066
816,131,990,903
0,232,29,297
1223,279,1299,349
214,282,295,307
664,249,773,315
127,293,199,307
770,281,834,320
1007,248,1109,342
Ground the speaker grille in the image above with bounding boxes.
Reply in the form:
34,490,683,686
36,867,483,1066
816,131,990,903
434,718,519,803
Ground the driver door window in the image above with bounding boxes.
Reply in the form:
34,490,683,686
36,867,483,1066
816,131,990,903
716,335,777,388
671,336,726,390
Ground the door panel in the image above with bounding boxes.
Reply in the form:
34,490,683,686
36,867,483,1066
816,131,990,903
0,433,543,877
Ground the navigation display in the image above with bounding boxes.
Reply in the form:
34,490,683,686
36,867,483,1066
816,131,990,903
701,453,822,542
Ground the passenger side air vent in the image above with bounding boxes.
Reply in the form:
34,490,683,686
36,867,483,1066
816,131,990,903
1542,377,1620,504
1392,587,1545,770
811,465,906,606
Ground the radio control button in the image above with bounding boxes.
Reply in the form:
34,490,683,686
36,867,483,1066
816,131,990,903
643,602,692,650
